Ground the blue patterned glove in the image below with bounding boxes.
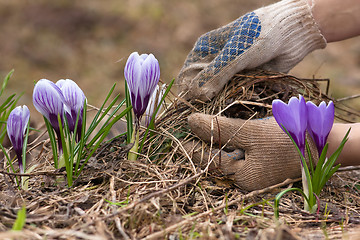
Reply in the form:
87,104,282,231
177,0,326,101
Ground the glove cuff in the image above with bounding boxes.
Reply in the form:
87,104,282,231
255,0,326,72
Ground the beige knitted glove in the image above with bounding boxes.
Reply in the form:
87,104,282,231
177,0,326,101
185,113,317,191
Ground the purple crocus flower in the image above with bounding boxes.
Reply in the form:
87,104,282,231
124,52,160,120
7,105,30,173
306,100,334,156
56,79,86,141
272,95,308,157
33,79,65,152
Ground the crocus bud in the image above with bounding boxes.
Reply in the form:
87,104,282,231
144,83,166,126
7,105,30,173
56,79,86,140
272,95,308,157
124,52,160,119
33,79,65,133
306,100,334,156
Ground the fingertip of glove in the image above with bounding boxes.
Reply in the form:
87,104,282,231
187,112,200,122
182,140,198,152
187,113,207,133
187,112,209,125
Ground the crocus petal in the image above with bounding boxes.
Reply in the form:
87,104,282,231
272,95,307,156
306,100,334,155
145,83,166,126
56,79,86,135
33,79,65,131
124,52,160,119
7,105,30,173
7,105,30,152
56,79,86,113
124,52,142,97
141,54,161,99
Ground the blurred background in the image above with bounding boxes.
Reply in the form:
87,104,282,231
1,0,360,123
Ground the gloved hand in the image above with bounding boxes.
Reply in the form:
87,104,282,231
185,113,317,191
177,0,326,101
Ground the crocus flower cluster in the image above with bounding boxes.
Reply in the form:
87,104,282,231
7,105,30,173
272,95,334,157
33,78,86,153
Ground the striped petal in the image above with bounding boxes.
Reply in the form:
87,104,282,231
33,79,65,131
124,52,160,119
145,84,166,126
7,105,30,152
56,79,86,135
7,105,30,173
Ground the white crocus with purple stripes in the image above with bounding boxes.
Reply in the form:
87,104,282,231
33,79,65,133
7,105,30,173
124,52,160,120
124,52,160,160
56,79,86,141
33,79,65,156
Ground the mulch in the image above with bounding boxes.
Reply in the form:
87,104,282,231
1,69,360,239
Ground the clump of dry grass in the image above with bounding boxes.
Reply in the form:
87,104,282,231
1,70,360,239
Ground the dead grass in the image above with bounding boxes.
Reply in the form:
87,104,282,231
1,70,360,239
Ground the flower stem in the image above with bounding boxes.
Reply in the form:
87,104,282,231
128,119,140,160
15,151,26,190
301,166,310,211
15,151,24,174
54,130,65,168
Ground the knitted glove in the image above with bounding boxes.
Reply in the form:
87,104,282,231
185,113,317,191
177,0,326,101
